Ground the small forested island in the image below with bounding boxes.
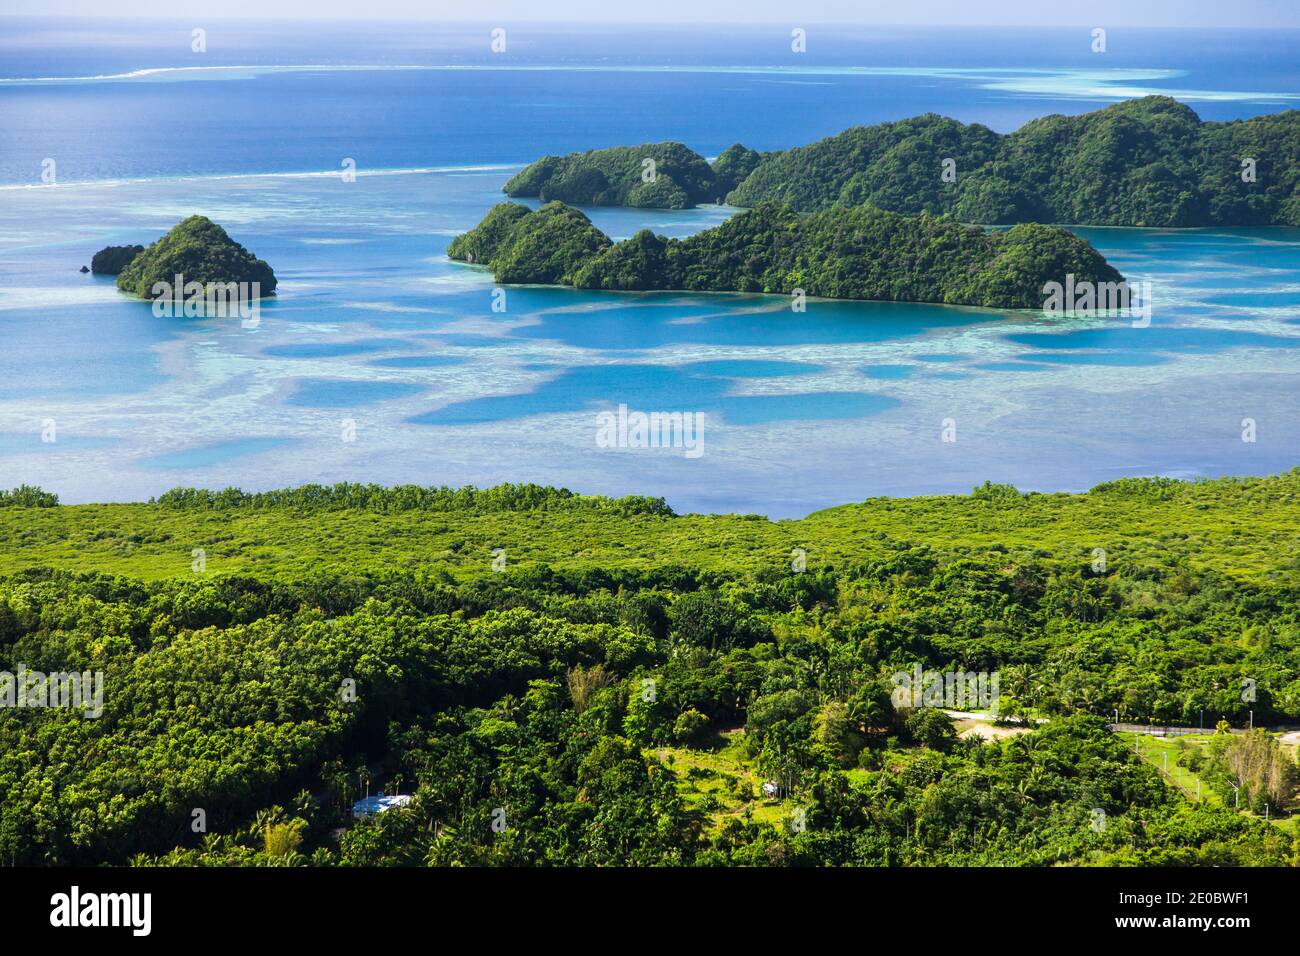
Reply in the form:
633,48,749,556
503,141,765,209
506,97,1300,226
89,244,144,275
449,199,1122,310
107,215,277,299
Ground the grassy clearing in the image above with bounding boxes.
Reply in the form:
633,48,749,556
1124,732,1222,806
651,729,791,833
1126,731,1296,825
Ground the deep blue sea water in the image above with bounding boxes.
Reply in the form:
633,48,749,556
0,19,1297,515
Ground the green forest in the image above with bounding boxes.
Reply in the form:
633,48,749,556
114,215,278,299
449,199,1122,309
1,470,1297,866
506,97,1300,226
503,141,730,209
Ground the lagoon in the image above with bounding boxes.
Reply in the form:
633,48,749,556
0,20,1297,516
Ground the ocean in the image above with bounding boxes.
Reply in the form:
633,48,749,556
0,18,1297,515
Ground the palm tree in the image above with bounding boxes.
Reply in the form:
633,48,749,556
1003,664,1040,704
252,805,285,836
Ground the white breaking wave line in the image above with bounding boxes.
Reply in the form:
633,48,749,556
0,63,1186,84
0,164,522,191
2,61,1294,104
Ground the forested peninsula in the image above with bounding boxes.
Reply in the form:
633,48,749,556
448,199,1123,310
505,97,1300,227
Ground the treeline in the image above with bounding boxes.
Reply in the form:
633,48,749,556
449,199,1122,309
1089,469,1300,500
151,482,675,517
505,97,1300,227
0,485,58,508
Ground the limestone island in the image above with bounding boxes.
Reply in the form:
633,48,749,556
505,97,1300,227
93,216,277,300
448,199,1124,310
90,245,143,275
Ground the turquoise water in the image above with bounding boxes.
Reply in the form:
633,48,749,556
1,165,1296,516
142,437,298,471
0,22,1297,515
